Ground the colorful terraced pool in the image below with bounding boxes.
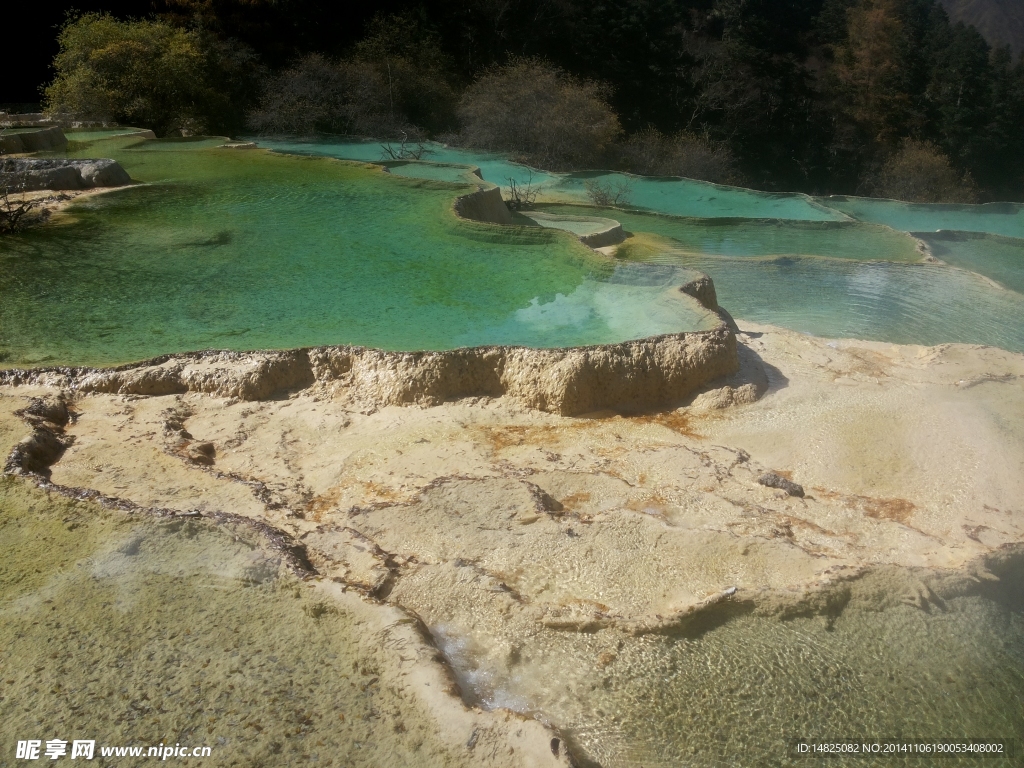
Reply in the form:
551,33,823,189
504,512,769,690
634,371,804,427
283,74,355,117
1,132,1022,369
0,135,718,368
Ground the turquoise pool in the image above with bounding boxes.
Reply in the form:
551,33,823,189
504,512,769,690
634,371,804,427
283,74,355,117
0,136,716,368
1,132,1022,367
258,138,847,222
822,196,1024,239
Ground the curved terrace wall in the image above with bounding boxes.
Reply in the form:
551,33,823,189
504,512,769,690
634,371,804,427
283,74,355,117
0,126,69,154
452,185,513,225
0,317,738,416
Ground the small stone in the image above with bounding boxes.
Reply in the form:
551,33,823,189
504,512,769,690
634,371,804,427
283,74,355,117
187,442,216,465
757,472,804,497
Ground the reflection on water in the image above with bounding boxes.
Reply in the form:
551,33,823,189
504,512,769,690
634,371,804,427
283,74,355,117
456,263,719,348
630,249,1024,353
1,137,709,368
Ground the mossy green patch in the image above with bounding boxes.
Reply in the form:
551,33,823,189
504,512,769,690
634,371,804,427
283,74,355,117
0,477,476,767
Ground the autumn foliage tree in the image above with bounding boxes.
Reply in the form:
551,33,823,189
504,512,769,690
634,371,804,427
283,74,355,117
247,54,404,137
44,14,261,137
834,0,910,147
868,140,979,202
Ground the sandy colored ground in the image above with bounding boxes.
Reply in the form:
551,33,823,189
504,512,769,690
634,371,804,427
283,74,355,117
1,187,118,231
0,478,569,768
3,324,1023,763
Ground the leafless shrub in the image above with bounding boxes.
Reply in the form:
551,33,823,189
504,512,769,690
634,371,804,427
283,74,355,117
866,140,978,204
248,54,419,138
458,58,621,171
380,132,425,160
0,185,41,234
249,14,458,140
503,173,538,210
583,178,633,206
616,127,740,185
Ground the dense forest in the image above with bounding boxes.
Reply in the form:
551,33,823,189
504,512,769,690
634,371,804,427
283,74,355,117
30,0,1024,200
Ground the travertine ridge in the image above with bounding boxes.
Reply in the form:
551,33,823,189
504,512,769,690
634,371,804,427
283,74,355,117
1,295,739,416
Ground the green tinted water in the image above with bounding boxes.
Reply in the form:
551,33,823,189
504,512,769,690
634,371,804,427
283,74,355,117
550,172,843,221
0,137,714,367
65,128,152,141
917,232,1024,293
254,142,1024,351
539,204,922,261
627,248,1024,352
257,139,846,222
261,140,1024,237
385,161,480,183
3,133,1023,365
822,196,1024,239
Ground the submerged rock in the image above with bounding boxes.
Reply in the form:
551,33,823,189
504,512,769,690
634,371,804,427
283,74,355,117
0,158,131,191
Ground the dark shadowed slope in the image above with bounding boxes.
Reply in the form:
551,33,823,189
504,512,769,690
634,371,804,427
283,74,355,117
940,0,1024,56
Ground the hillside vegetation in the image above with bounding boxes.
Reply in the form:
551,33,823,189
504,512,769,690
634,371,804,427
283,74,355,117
940,0,1024,55
41,0,1024,202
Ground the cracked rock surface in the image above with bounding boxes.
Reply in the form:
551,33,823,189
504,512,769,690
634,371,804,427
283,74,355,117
3,323,1023,765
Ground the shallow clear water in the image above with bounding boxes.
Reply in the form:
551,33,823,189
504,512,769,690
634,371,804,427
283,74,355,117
540,204,922,262
0,137,713,367
256,139,846,222
822,196,1024,239
629,248,1024,352
916,231,1024,293
430,558,1024,768
0,477,478,768
470,594,1024,767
